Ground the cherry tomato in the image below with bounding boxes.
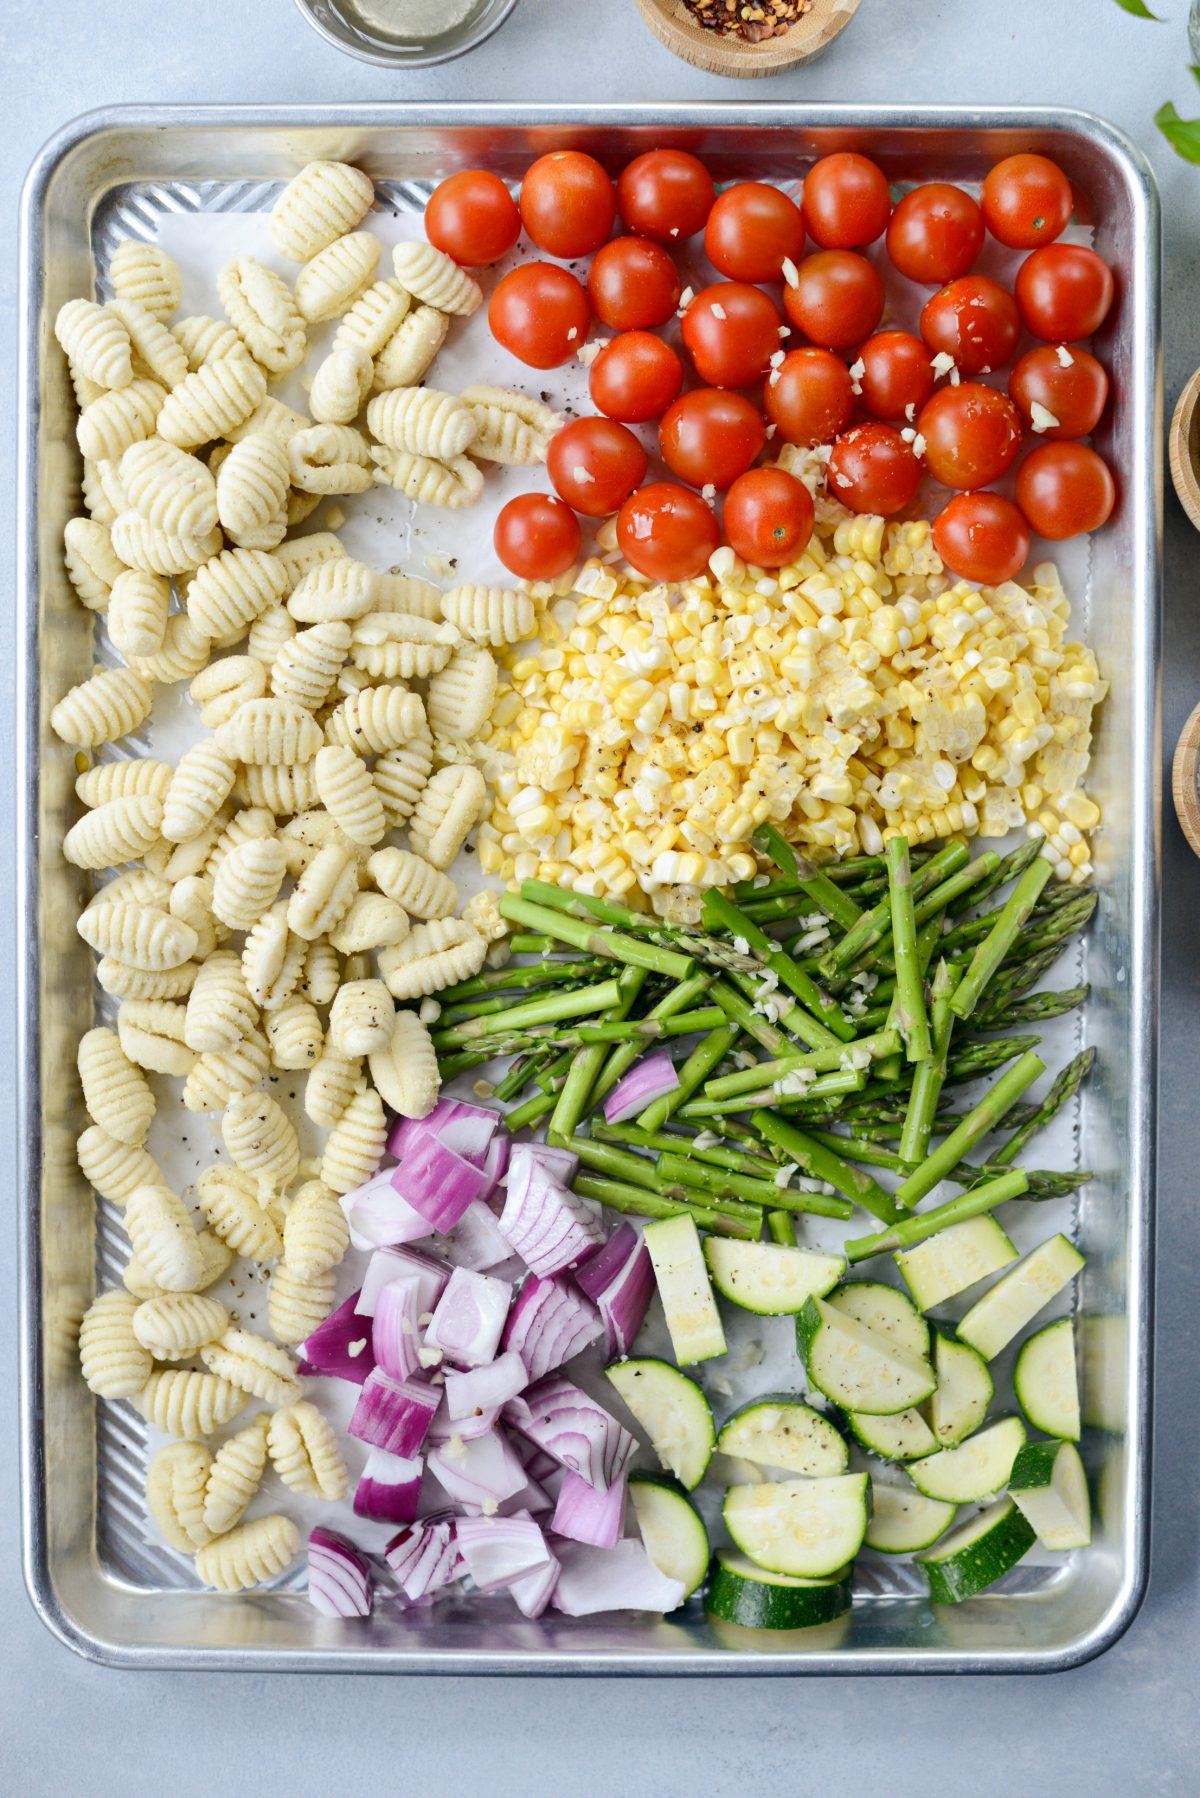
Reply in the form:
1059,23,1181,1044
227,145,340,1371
546,417,647,517
920,275,1020,375
885,183,985,286
704,182,806,284
1015,244,1115,343
802,152,891,248
783,251,885,350
764,347,856,447
681,282,784,389
1008,344,1109,439
857,330,936,424
489,263,591,369
519,150,615,259
586,236,681,330
589,330,684,423
981,153,1073,250
723,468,815,568
918,383,1023,491
659,389,766,491
494,492,582,581
827,422,921,516
425,170,521,266
617,481,720,581
933,492,1030,585
1015,442,1116,540
616,148,716,243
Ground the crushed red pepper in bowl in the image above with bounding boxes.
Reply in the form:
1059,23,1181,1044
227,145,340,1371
680,0,814,41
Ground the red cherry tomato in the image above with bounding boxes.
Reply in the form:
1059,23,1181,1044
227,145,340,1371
827,422,921,516
704,182,806,284
659,389,766,491
489,263,591,369
764,347,856,447
981,153,1073,250
1015,442,1116,540
586,236,681,330
783,251,885,351
494,492,582,581
425,170,521,266
617,482,720,581
519,150,616,259
546,417,647,517
681,282,784,389
1008,344,1109,439
723,468,815,568
857,330,937,424
1015,244,1115,343
932,492,1030,585
616,148,716,243
885,183,985,286
918,383,1023,491
589,330,684,422
802,152,891,248
920,275,1020,375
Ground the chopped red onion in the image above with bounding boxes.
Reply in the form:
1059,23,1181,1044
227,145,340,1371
353,1449,423,1526
505,1375,636,1492
426,1428,529,1507
384,1520,462,1600
573,1222,654,1356
341,1168,430,1251
348,1369,439,1458
523,1141,580,1186
298,1291,376,1385
445,1350,528,1420
385,1097,499,1165
603,1051,679,1125
424,1266,513,1368
427,1398,500,1443
499,1152,605,1277
502,1274,604,1381
307,1527,373,1618
455,1513,552,1591
551,1470,628,1548
392,1131,490,1232
356,1245,449,1319
510,1545,561,1618
371,1275,425,1381
443,1199,514,1273
552,1539,686,1616
479,1132,510,1197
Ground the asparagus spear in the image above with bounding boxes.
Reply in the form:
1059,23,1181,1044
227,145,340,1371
725,967,842,1052
432,977,625,1047
591,1119,780,1181
818,838,970,982
572,1173,758,1239
887,837,932,1062
639,1023,739,1133
845,1169,1031,1261
752,1109,899,1224
950,855,1056,1021
702,888,855,1040
586,971,714,1111
892,1050,1045,1211
899,959,960,1164
952,1162,1092,1199
975,985,1090,1032
751,822,863,932
436,957,609,1007
546,966,648,1145
767,1211,798,1246
656,1150,854,1220
499,894,696,981
988,1048,1096,1167
503,1088,558,1133
685,1066,867,1117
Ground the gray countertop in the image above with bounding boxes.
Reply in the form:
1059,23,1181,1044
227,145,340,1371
2,0,1197,1791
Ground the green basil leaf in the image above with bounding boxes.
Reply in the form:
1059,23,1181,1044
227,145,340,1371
1111,0,1161,18
1156,101,1200,163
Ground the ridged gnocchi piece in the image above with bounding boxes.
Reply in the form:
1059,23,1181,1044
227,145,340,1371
156,354,267,448
228,392,311,448
242,901,308,1010
329,891,409,956
289,423,373,496
201,1326,301,1406
118,997,195,1076
183,1029,272,1113
111,509,222,577
287,556,377,624
197,1165,284,1261
169,873,223,960
77,378,166,462
63,794,164,869
294,230,381,323
77,1125,164,1204
107,297,189,390
51,665,153,748
122,1256,166,1300
309,344,373,426
84,866,170,911
324,683,425,755
64,516,125,611
266,995,324,1070
239,760,321,816
277,807,353,876
371,446,484,510
221,1091,301,1192
202,1415,270,1536
129,614,213,684
366,386,477,458
267,1399,349,1499
146,1441,214,1551
216,433,291,549
55,298,133,390
268,1264,338,1346
271,619,351,711
76,758,171,807
78,1025,156,1146
409,763,488,867
440,582,534,648
374,733,434,827
311,744,384,848
372,303,449,391
367,847,457,920
301,939,342,1006
187,546,289,645
305,1043,363,1128
333,275,410,357
202,808,273,885
97,956,199,1002
287,842,359,941
328,979,394,1057
108,569,170,659
191,655,268,728
157,805,233,883
79,1288,153,1399
161,740,238,843
368,1006,439,1119
138,1368,248,1440
217,254,306,375
194,1513,300,1591
371,570,443,618
246,602,298,670
183,950,259,1052
271,160,375,262
212,836,288,931
124,1183,209,1291
110,241,183,320
172,313,244,369
391,240,481,316
133,1292,228,1360
320,1085,387,1195
282,1181,349,1279
215,696,323,765
378,917,487,1000
78,899,198,970
350,611,458,681
426,645,499,743
81,457,122,526
460,382,559,464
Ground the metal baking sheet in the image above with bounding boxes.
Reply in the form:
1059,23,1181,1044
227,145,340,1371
17,104,1160,1674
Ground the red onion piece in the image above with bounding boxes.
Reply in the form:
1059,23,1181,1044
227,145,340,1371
573,1222,654,1356
510,1544,561,1618
392,1131,490,1232
551,1539,686,1616
505,1375,637,1492
523,1141,580,1186
502,1274,604,1381
499,1152,605,1277
356,1246,449,1319
443,1199,514,1272
385,1097,499,1164
455,1513,552,1591
435,1105,500,1166
298,1291,376,1385
384,1520,462,1600
424,1266,513,1368
371,1275,425,1381
426,1428,529,1506
307,1527,373,1618
480,1132,510,1197
348,1369,439,1458
341,1168,430,1251
427,1398,500,1443
353,1448,423,1525
603,1051,679,1125
552,1470,628,1548
445,1350,528,1420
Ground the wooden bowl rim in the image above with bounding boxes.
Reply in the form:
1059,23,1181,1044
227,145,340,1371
634,0,863,74
1168,367,1200,535
1172,698,1200,860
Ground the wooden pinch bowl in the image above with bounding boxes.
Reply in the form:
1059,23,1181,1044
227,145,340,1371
634,0,863,77
1169,366,1200,534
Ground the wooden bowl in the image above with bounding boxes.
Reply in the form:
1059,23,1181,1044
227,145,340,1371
634,0,862,77
1169,367,1200,533
1173,699,1200,860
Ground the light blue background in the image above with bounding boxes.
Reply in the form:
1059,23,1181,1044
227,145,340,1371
3,2,1196,1792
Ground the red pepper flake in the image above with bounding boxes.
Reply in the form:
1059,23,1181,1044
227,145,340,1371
681,0,813,40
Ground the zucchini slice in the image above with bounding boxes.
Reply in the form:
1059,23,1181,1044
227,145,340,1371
606,1357,715,1490
723,1473,870,1579
908,1416,1027,1504
864,1480,957,1554
716,1395,848,1478
1009,1439,1092,1551
1014,1317,1080,1441
956,1233,1085,1362
930,1333,994,1446
826,1280,930,1359
703,1238,845,1317
628,1472,710,1596
915,1496,1036,1603
643,1214,727,1365
894,1216,1018,1312
796,1296,936,1417
848,1406,938,1463
705,1547,853,1631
